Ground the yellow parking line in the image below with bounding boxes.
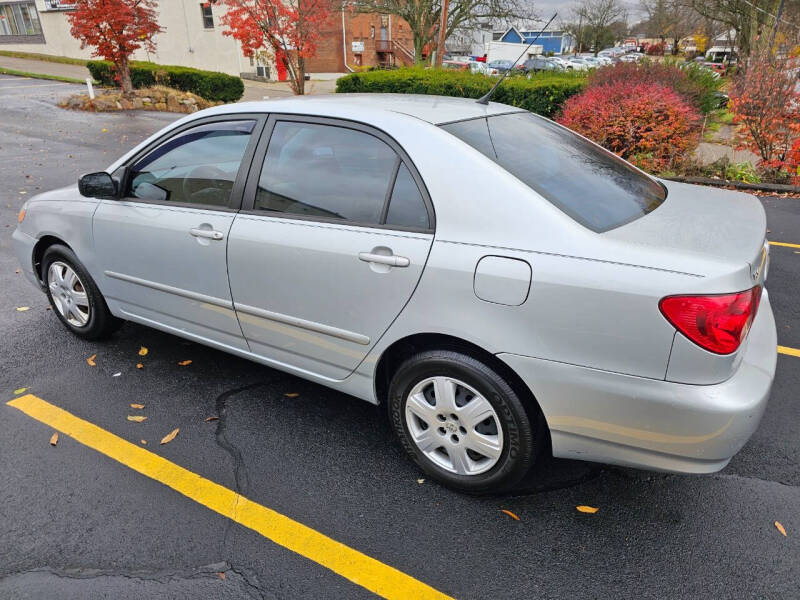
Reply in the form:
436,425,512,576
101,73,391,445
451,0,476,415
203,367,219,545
778,345,800,357
769,241,800,249
6,394,452,600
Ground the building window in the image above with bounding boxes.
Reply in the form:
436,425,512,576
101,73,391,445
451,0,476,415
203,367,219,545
0,2,44,42
200,2,214,29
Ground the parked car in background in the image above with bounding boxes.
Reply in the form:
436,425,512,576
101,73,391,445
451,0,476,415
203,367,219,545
14,94,777,494
485,60,514,76
522,57,564,74
566,57,592,71
549,56,576,70
442,60,470,72
620,52,644,63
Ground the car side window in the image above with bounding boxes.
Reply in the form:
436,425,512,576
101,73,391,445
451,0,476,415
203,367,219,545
127,120,256,208
385,163,429,229
255,121,398,224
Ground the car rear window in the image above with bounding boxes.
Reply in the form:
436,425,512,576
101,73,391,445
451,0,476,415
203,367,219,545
440,112,666,232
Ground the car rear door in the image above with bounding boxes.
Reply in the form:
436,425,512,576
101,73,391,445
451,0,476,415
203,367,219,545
92,115,264,349
226,115,435,380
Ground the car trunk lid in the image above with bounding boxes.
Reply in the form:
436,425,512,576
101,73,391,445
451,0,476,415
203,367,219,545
604,180,767,281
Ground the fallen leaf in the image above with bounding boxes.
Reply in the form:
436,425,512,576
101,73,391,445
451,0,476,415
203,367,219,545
160,428,179,445
284,393,299,398
130,403,145,409
13,387,27,395
416,478,425,484
138,346,148,356
177,360,192,366
127,415,147,422
16,306,30,312
501,509,520,521
49,432,58,446
15,269,20,274
86,354,97,367
205,416,219,422
101,128,108,133
136,363,144,369
576,505,599,514
140,439,147,445
112,372,121,377
775,521,787,536
217,572,226,580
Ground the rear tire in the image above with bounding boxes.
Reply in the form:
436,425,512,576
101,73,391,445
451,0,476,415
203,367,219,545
42,244,122,340
388,349,539,494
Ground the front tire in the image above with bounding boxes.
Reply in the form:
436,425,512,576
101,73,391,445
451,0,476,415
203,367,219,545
42,244,121,340
388,350,539,494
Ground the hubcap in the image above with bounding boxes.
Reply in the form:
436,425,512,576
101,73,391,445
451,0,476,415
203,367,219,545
405,376,504,476
47,261,90,327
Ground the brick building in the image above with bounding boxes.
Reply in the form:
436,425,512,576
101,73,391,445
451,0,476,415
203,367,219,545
306,10,416,73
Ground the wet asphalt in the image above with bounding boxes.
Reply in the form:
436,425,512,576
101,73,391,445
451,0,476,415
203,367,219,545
0,75,798,599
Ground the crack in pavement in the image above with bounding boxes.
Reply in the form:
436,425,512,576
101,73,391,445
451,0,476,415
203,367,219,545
0,562,270,599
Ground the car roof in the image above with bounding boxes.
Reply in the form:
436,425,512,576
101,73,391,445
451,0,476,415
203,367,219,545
200,93,523,125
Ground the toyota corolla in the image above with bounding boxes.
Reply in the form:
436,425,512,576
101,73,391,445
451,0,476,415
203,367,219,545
13,95,777,493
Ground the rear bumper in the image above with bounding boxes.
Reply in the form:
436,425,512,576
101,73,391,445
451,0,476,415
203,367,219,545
12,227,41,290
498,291,777,474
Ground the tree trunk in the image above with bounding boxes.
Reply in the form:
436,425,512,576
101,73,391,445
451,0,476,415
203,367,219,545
296,56,305,95
117,56,133,96
414,33,426,65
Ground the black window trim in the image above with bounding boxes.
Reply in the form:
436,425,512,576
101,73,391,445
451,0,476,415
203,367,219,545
117,113,267,213
200,2,214,28
239,113,436,234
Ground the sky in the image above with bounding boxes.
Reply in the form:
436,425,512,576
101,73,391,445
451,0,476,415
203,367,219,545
526,0,646,25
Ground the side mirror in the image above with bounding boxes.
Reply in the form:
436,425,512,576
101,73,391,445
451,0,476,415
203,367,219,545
78,172,117,199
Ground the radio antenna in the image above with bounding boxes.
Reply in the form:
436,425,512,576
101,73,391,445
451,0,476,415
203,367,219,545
476,12,558,105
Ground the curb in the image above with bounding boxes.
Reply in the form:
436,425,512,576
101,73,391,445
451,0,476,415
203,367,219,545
664,176,800,195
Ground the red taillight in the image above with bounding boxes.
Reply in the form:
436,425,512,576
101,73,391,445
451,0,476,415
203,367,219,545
659,286,761,354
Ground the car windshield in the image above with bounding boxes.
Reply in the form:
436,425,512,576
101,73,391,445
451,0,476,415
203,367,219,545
440,112,666,232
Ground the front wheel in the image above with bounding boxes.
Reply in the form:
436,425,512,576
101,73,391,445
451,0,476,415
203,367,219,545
42,244,122,340
388,350,540,494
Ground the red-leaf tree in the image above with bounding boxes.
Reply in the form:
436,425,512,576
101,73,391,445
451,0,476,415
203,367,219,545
221,0,331,95
67,0,162,95
729,53,800,182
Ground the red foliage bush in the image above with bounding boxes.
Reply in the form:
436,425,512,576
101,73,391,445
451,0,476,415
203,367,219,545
729,54,800,182
557,81,701,173
587,60,718,113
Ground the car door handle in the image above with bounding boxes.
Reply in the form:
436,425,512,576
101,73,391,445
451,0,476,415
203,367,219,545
358,252,410,268
190,228,224,241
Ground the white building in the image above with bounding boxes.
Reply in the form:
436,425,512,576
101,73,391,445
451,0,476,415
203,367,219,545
0,0,262,77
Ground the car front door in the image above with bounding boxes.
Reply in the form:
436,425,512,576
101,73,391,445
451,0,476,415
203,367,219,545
92,116,263,349
227,116,435,380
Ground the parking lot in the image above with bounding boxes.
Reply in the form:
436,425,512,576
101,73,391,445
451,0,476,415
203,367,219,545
1,75,798,599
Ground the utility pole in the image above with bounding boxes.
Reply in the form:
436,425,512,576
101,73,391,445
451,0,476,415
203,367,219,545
576,10,583,55
436,0,450,67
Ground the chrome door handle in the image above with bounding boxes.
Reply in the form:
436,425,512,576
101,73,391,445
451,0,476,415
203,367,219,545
358,252,410,267
190,228,224,241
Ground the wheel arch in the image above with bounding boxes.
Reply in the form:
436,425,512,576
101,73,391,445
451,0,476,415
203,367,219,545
374,333,545,426
32,235,72,284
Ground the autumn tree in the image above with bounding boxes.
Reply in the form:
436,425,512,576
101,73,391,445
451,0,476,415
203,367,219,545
352,0,526,64
729,51,800,181
67,0,162,95
221,0,332,95
567,0,628,54
639,0,696,54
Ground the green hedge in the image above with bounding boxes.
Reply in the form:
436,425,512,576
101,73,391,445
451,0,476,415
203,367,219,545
335,68,586,117
86,60,244,103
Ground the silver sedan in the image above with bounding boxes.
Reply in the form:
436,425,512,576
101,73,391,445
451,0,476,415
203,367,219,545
13,95,777,493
